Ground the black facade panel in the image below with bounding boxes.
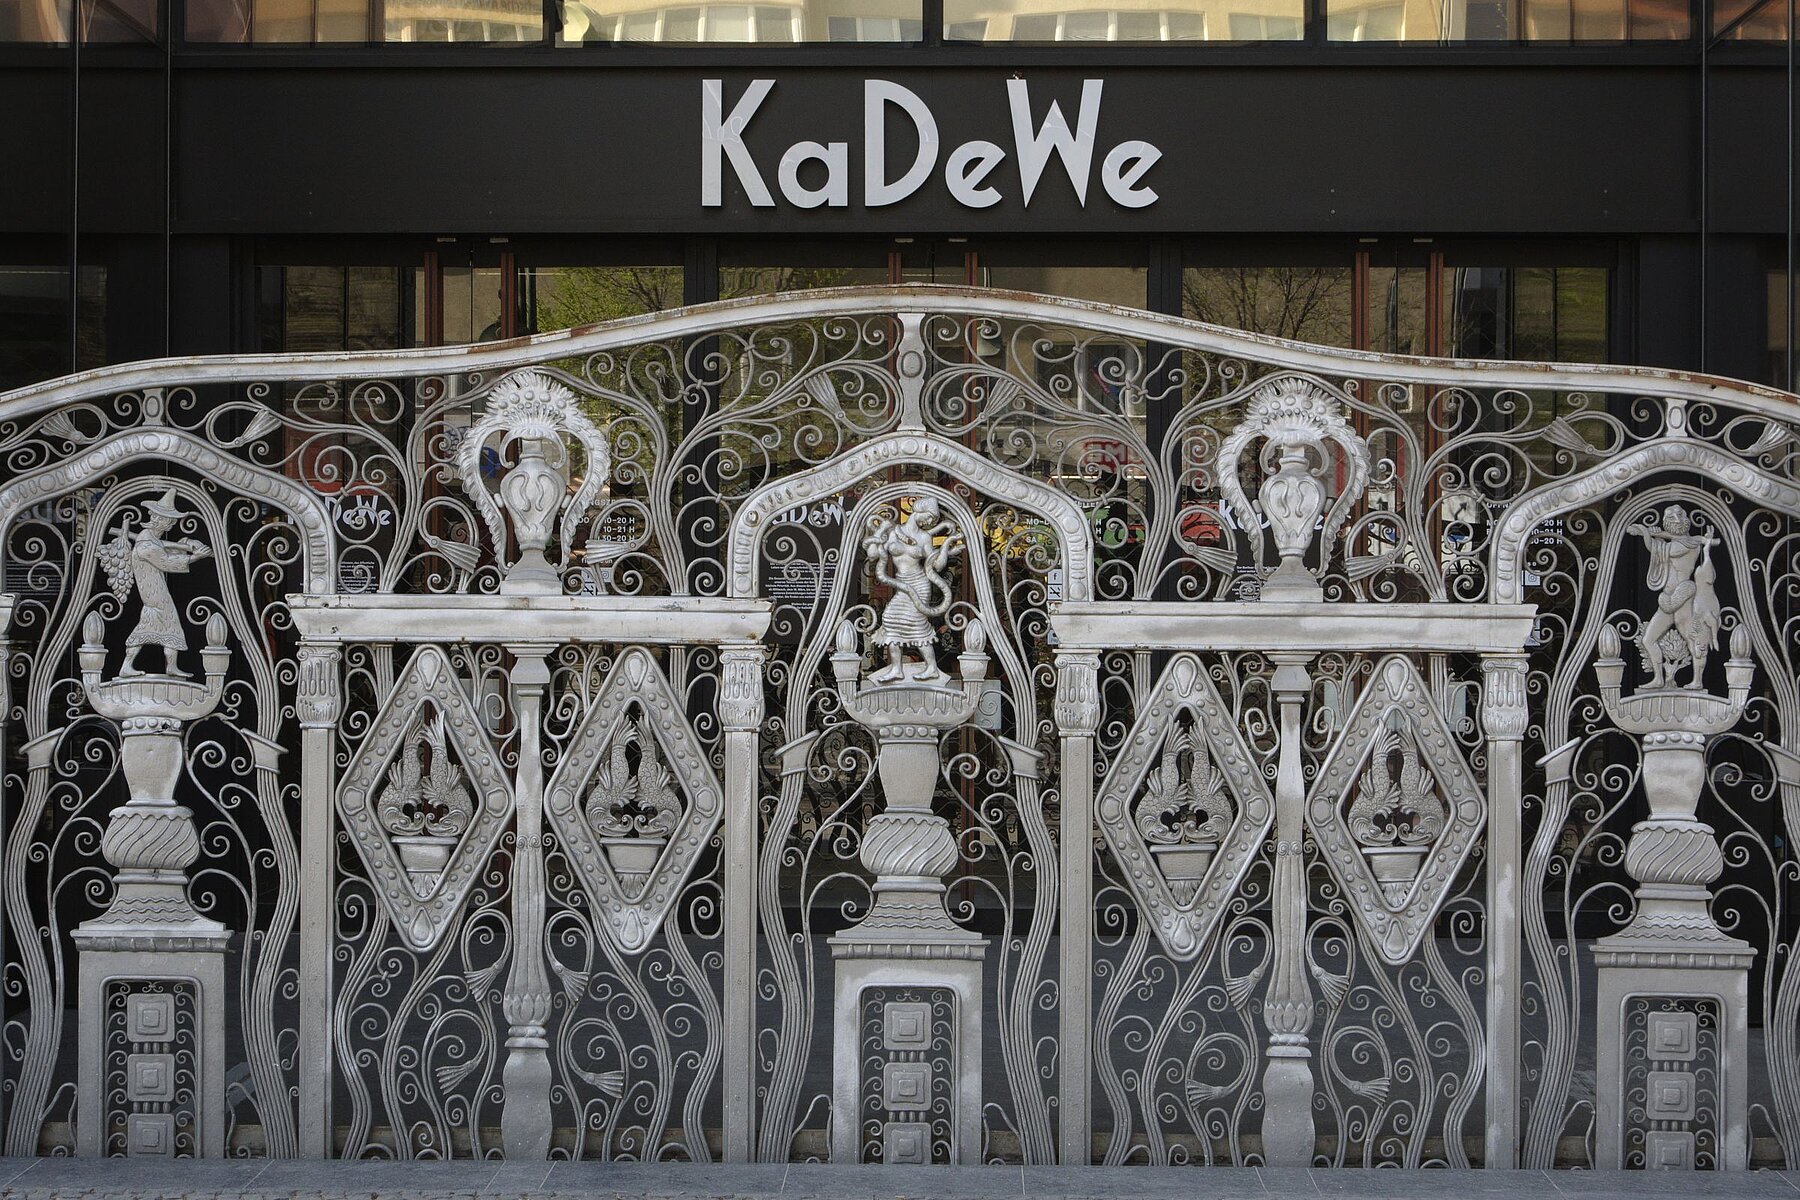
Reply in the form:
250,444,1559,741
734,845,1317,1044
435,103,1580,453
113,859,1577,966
166,65,1710,237
82,69,166,233
1710,69,1789,235
1636,233,1701,369
0,63,164,234
169,234,238,355
0,66,71,233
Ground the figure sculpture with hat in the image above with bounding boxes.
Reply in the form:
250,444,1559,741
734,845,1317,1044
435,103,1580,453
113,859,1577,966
1625,503,1721,690
98,489,214,679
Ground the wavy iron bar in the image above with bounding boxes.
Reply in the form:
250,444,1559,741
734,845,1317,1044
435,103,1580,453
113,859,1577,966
0,286,1795,1173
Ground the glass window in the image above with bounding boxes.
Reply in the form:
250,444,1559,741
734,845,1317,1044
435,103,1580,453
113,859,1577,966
982,264,1148,308
1713,0,1783,38
1325,0,1685,39
2,0,157,41
1369,264,1430,355
719,264,891,299
1182,265,1354,346
437,266,509,345
828,13,920,32
713,245,889,310
945,0,1301,38
188,0,541,43
0,266,105,391
256,265,413,352
558,0,915,39
1063,9,1109,34
0,0,65,40
515,265,684,332
1769,270,1797,390
1443,265,1608,362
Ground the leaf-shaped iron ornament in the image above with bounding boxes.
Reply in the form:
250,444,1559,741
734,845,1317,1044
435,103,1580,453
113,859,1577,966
455,369,609,595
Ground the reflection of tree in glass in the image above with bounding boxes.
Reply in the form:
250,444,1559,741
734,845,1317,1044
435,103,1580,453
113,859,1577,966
721,266,882,300
1182,266,1353,347
524,265,876,334
530,267,684,332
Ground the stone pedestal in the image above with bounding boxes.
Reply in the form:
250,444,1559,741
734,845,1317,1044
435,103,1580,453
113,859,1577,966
829,938,986,1166
1593,946,1751,1170
75,944,228,1158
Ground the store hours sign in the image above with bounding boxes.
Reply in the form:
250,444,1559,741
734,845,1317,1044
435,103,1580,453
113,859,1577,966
701,79,1162,211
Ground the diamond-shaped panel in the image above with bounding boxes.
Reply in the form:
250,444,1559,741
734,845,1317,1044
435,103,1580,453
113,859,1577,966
1307,655,1485,965
545,647,723,954
1094,654,1273,962
337,645,513,952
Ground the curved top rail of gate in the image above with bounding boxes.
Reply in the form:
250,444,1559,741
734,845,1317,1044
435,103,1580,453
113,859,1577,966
3,285,1794,419
0,283,1794,609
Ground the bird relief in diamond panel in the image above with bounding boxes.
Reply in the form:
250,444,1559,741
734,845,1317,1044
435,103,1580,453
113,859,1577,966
544,647,722,955
1095,655,1273,963
336,645,514,952
1306,655,1484,966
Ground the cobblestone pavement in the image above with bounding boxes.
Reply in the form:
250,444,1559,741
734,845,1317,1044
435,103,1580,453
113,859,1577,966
0,1160,1795,1200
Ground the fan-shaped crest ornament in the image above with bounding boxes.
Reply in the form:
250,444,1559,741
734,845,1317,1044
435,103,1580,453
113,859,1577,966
456,369,609,593
1216,376,1369,599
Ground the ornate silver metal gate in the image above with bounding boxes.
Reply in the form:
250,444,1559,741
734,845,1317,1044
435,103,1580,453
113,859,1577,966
0,286,1795,1170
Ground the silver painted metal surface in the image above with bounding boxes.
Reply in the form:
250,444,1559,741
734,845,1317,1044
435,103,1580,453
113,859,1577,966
0,285,1795,1171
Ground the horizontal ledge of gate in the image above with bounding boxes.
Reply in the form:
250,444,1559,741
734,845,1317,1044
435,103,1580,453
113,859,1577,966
287,593,772,644
1047,601,1538,654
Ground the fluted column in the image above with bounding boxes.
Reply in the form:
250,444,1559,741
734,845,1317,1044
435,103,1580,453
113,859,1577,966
1260,652,1315,1166
501,642,556,1159
1480,653,1528,1168
1055,649,1100,1165
719,643,766,1162
296,640,342,1158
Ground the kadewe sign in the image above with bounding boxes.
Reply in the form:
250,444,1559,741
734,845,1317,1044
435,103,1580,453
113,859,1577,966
702,78,1162,212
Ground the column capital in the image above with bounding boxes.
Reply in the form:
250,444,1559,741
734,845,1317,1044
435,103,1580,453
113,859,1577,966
504,641,558,691
1269,650,1313,701
719,643,767,733
1054,649,1102,735
295,641,342,730
1480,653,1531,742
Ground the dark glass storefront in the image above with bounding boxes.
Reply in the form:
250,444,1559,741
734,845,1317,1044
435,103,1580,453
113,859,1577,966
245,240,1616,373
0,19,1791,395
